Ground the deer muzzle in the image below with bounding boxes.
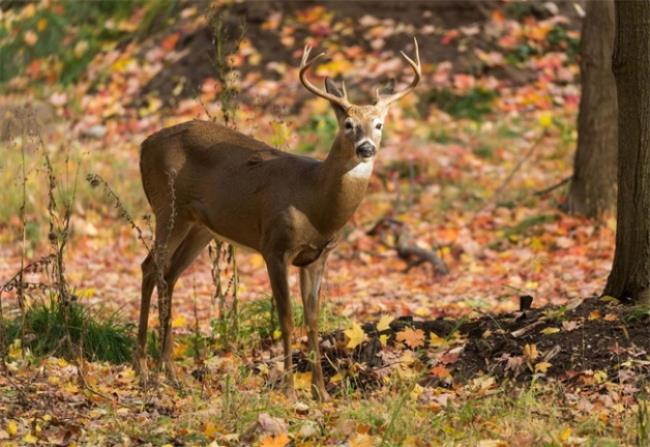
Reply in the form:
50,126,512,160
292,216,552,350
355,141,376,159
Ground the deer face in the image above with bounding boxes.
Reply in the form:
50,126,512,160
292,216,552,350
336,103,387,162
299,38,421,164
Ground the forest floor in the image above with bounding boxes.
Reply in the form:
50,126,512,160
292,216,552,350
0,1,646,446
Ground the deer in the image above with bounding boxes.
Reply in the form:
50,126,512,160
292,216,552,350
135,38,421,400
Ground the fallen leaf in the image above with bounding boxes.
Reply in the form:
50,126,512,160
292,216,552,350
541,327,560,335
535,361,552,373
430,365,451,379
257,413,287,435
376,315,393,332
344,322,366,349
429,332,448,347
204,422,218,439
397,328,425,349
259,433,290,447
6,421,17,436
523,344,539,361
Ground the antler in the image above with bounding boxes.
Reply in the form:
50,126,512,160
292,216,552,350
299,45,352,111
376,37,421,106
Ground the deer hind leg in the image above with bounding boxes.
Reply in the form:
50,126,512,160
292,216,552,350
299,255,330,401
142,210,192,384
265,255,295,398
158,225,213,383
136,252,156,382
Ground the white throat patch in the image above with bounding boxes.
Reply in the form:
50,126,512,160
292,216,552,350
346,160,374,179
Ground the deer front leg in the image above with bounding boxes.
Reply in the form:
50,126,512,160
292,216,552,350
299,255,330,401
265,255,295,398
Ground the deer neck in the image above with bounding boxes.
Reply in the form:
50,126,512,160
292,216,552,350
313,135,373,234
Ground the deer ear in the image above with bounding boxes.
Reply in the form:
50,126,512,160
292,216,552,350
325,77,348,120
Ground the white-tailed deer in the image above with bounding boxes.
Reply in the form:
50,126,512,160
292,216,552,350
136,39,420,399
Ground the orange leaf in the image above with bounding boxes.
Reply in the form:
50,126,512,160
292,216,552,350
161,32,180,51
396,328,425,349
259,433,290,447
430,365,451,379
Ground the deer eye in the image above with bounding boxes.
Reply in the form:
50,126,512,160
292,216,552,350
344,120,354,131
375,122,383,130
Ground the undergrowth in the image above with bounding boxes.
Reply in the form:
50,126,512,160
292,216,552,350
4,299,133,364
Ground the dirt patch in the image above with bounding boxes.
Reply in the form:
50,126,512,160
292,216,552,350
287,297,650,393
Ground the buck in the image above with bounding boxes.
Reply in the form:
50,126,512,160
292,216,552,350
136,39,421,400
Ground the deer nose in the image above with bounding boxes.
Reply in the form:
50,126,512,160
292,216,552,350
355,141,376,159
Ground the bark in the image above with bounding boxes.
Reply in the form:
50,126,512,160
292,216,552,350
604,0,650,303
567,0,617,218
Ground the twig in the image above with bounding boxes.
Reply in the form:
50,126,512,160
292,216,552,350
471,131,548,222
533,175,571,197
367,217,449,276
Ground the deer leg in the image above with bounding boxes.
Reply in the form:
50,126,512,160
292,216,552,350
265,255,294,397
136,252,156,382
300,254,330,401
148,215,191,383
159,226,213,383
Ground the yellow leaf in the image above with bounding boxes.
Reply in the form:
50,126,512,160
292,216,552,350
537,111,553,129
376,315,393,332
272,329,282,340
379,334,388,347
37,18,48,31
23,433,38,444
396,328,425,349
344,322,366,349
8,339,21,359
535,361,552,373
522,343,538,361
259,433,290,447
294,371,311,391
588,310,601,321
6,420,17,436
410,384,424,400
172,314,187,328
414,307,429,318
530,237,544,251
594,370,608,384
63,382,79,393
429,332,448,347
203,422,218,439
559,427,572,442
330,372,343,384
541,327,560,335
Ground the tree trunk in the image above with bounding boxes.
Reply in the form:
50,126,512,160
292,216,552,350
567,0,617,218
604,0,650,303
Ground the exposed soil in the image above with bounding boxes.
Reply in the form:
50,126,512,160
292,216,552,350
290,297,650,393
